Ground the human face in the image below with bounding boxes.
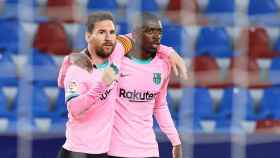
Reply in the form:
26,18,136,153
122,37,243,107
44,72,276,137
86,20,116,58
138,20,162,55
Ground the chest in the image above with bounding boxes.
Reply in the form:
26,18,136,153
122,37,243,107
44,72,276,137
118,58,167,92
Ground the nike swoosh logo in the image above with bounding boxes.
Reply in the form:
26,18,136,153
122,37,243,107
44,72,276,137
120,73,129,77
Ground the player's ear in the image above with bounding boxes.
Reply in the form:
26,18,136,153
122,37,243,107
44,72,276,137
85,32,91,43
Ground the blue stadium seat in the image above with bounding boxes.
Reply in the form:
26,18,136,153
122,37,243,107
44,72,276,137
161,22,188,57
5,0,18,3
27,48,58,86
116,21,129,35
14,85,51,117
0,87,16,131
14,85,66,131
195,27,233,57
140,0,159,12
216,88,232,131
29,49,56,65
248,0,279,26
0,19,20,54
206,0,235,13
31,85,56,131
0,52,17,86
259,86,280,120
242,88,267,121
178,87,216,132
0,0,18,19
248,0,278,15
31,0,39,6
53,88,67,122
269,57,280,85
0,88,9,117
31,86,51,118
205,0,235,25
11,85,29,132
274,36,280,52
87,0,118,12
217,87,266,131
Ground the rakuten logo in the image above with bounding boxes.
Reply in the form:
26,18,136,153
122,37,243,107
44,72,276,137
119,88,158,102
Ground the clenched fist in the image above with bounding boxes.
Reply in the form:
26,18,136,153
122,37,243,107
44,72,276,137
101,64,118,86
68,53,93,72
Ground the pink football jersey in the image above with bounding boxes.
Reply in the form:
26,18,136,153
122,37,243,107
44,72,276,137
61,43,124,154
108,52,181,157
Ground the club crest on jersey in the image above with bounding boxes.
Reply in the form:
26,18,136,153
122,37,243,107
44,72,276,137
153,73,161,85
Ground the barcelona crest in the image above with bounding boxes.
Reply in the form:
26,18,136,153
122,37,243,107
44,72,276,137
153,73,161,85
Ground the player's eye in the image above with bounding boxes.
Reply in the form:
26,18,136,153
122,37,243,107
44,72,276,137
98,30,105,34
144,28,162,35
143,28,153,34
110,30,116,34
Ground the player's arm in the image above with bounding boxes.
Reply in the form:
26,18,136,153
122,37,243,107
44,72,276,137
65,66,117,119
64,66,107,118
158,45,188,81
154,74,182,158
117,34,188,80
154,77,181,145
57,53,93,88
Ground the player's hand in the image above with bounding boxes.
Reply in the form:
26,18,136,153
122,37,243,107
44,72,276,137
169,49,188,81
101,65,118,86
172,144,182,158
69,53,93,72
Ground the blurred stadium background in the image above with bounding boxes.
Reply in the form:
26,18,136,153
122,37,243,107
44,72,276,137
1,0,280,157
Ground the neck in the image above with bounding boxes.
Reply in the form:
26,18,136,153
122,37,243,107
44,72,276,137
129,46,152,60
91,55,107,65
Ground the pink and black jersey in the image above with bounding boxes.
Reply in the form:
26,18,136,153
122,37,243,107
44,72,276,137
108,51,181,157
60,43,124,154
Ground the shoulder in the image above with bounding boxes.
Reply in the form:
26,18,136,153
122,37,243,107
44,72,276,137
155,54,171,78
67,64,90,75
109,42,126,66
157,44,173,58
65,65,91,83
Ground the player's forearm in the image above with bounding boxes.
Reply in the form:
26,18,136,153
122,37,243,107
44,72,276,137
154,79,180,145
154,105,181,146
67,81,108,118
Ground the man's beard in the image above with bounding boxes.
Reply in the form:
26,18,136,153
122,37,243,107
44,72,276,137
96,46,114,58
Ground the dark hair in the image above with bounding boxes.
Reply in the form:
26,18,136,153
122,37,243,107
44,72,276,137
133,12,160,29
86,11,115,32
